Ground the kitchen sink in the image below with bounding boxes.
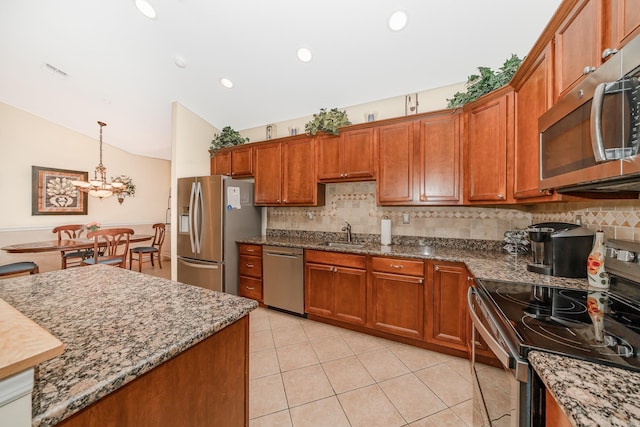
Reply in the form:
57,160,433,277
321,242,364,249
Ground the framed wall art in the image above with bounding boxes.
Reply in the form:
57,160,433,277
32,166,88,215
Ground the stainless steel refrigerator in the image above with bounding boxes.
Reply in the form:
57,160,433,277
177,175,261,294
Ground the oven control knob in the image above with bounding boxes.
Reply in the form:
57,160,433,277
617,343,634,357
616,250,635,262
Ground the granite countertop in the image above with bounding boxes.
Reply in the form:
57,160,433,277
239,234,640,427
0,265,257,427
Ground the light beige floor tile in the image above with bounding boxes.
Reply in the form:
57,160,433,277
310,335,354,363
276,342,319,372
479,364,511,393
379,373,447,423
302,320,342,341
250,313,272,333
282,364,334,408
250,348,280,379
250,329,275,353
445,356,473,381
249,409,292,427
322,355,375,394
415,364,472,407
272,324,309,347
357,348,410,382
338,384,405,427
450,399,473,426
341,331,388,354
249,373,288,419
268,311,303,330
289,396,350,427
410,409,468,427
387,343,448,371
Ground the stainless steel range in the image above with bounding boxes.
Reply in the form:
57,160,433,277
468,239,640,427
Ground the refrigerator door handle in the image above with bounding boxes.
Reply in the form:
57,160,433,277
195,181,203,254
178,258,220,270
188,182,197,253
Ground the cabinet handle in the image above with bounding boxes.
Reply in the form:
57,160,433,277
246,248,255,252
420,195,426,201
582,66,596,75
245,286,255,290
389,264,403,269
277,199,281,203
601,48,618,59
246,264,254,268
435,266,440,271
419,278,423,284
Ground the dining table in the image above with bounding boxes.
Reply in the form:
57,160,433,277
1,235,153,253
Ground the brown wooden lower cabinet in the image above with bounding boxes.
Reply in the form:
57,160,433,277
238,243,263,303
369,257,426,340
305,250,367,325
58,316,249,427
545,388,572,427
426,261,468,351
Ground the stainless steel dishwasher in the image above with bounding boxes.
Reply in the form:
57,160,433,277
262,245,304,315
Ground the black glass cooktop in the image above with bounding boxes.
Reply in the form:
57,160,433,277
477,279,640,373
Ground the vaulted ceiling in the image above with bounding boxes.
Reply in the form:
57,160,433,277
0,0,561,159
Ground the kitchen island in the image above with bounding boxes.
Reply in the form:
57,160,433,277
0,264,257,427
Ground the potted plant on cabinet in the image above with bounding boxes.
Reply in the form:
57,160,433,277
209,126,250,155
304,108,351,136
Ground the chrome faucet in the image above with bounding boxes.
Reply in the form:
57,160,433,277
341,221,352,243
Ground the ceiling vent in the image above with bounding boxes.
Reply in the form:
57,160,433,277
43,63,69,79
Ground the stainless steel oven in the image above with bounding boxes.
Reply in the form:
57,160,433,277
468,286,536,427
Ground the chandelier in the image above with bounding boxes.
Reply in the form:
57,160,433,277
72,121,130,204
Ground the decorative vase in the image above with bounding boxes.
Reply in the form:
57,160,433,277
587,230,610,289
587,290,608,343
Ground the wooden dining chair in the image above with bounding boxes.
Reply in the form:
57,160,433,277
129,223,166,272
81,228,134,268
52,224,89,269
0,261,39,278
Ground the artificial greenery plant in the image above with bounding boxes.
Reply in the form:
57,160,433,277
210,126,250,154
304,108,351,136
446,54,523,108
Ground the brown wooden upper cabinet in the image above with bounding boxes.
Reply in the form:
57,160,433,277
554,0,603,99
316,128,376,182
377,121,415,205
210,145,253,177
607,0,640,49
253,136,325,206
463,87,514,204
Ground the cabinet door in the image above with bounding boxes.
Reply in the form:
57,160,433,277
514,44,556,200
554,0,602,98
317,134,342,181
253,142,282,205
418,113,460,203
211,150,231,176
377,121,415,204
609,0,640,49
231,146,253,177
238,276,263,302
239,255,262,279
370,271,425,340
282,138,317,205
334,267,367,325
426,262,467,351
464,91,511,203
305,263,334,318
341,128,375,180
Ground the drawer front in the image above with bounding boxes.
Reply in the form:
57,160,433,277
238,276,262,301
239,255,262,278
239,244,262,256
371,257,424,276
306,249,366,269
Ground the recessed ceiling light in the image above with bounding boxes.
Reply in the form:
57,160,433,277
220,78,234,88
388,11,408,31
297,48,312,63
134,0,157,20
174,56,187,68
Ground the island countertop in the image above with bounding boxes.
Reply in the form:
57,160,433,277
0,264,257,427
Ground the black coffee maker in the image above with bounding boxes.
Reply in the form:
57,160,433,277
527,222,595,278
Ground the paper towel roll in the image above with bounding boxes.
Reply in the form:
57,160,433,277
381,219,392,245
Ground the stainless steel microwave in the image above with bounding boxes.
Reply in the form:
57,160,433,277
539,34,640,193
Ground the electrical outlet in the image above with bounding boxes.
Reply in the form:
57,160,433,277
402,213,410,224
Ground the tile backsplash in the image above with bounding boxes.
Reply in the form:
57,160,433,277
267,182,640,243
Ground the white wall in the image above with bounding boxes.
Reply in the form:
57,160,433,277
240,82,465,142
0,102,170,268
170,102,219,279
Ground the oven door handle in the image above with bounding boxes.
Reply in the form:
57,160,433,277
467,287,529,382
